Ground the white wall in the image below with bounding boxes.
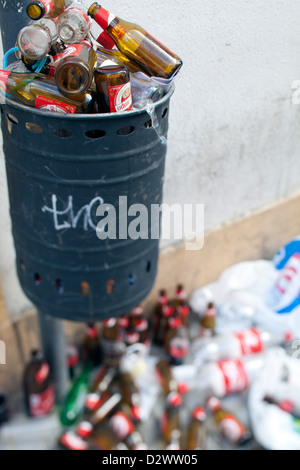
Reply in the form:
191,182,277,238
1,0,300,316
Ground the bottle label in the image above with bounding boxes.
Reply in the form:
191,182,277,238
169,337,189,359
235,328,263,355
35,95,77,114
44,0,54,16
29,386,55,417
0,70,10,93
125,331,140,344
58,42,91,61
77,421,93,439
108,82,132,113
95,7,116,29
35,363,50,383
217,359,249,395
85,393,102,411
87,326,98,339
110,411,134,440
60,431,89,451
221,414,247,444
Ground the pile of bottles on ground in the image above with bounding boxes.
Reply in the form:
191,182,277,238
0,0,183,114
21,283,298,451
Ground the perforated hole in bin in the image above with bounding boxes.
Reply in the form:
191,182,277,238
85,129,106,139
7,113,18,125
162,108,168,118
34,273,42,286
106,279,115,295
26,122,43,134
53,129,73,138
128,274,135,285
117,126,135,136
144,119,152,129
146,261,151,273
55,279,64,294
81,282,90,297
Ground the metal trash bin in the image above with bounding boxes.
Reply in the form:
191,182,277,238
0,93,172,321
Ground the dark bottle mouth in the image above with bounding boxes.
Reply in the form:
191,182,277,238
26,2,45,21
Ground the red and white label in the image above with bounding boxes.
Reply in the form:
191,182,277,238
29,386,55,417
169,337,189,359
108,82,132,113
235,328,263,356
110,411,134,440
35,95,76,114
0,70,10,93
36,363,50,383
95,7,116,30
59,42,88,61
77,421,93,439
60,431,89,451
221,415,246,444
85,393,102,411
217,359,249,395
87,326,98,339
125,331,140,344
96,31,115,49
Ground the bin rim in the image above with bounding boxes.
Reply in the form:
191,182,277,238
1,83,175,120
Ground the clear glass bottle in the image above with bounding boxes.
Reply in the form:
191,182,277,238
17,19,57,61
57,7,90,44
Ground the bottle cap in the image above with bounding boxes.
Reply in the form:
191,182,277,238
192,407,207,421
167,391,182,407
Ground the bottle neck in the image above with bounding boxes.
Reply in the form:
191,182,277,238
90,5,116,30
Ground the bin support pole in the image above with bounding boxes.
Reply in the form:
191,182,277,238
38,310,68,404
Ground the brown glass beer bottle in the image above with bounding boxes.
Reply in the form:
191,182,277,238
88,3,183,79
94,59,132,113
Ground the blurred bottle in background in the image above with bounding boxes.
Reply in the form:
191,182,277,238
186,407,207,450
24,349,55,418
207,397,252,446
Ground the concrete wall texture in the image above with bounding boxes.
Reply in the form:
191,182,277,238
1,0,300,317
